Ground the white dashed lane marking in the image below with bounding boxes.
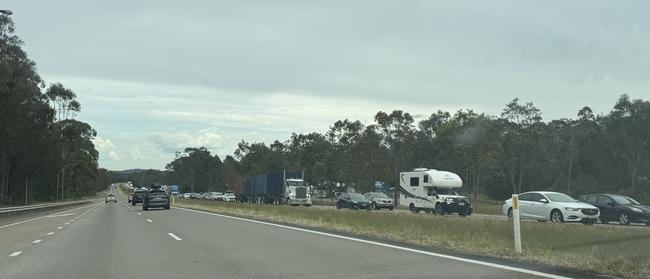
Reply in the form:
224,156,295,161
56,226,63,230
146,219,153,223
47,232,54,235
32,239,42,244
168,233,182,241
8,251,23,257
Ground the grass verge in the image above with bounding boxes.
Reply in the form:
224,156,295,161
175,199,650,279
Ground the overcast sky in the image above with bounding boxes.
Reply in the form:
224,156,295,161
5,1,650,170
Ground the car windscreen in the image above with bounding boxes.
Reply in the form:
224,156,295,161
348,193,366,200
430,188,457,195
288,181,305,186
611,195,639,205
545,193,576,202
371,193,389,198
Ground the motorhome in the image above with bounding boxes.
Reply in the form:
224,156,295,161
399,168,472,216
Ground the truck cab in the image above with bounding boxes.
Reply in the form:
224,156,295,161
285,178,312,206
399,168,472,216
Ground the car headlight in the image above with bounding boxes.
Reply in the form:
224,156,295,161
631,207,643,213
445,198,454,202
564,207,580,211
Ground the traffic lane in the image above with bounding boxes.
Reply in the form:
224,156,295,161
0,202,101,253
0,197,197,279
142,207,555,279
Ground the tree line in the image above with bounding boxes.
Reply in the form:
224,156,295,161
0,14,109,204
116,95,650,203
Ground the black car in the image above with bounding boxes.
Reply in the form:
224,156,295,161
363,192,394,210
580,194,650,225
131,190,147,205
336,192,372,211
143,189,170,210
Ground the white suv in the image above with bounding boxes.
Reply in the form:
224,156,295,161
503,191,599,224
223,192,235,202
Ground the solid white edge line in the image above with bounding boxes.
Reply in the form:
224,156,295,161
168,233,182,241
175,207,572,279
146,219,153,223
8,251,23,257
32,239,42,244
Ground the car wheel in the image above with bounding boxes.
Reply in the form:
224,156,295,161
409,203,417,214
336,203,341,209
165,205,170,210
619,212,630,225
388,207,394,211
507,208,513,221
131,202,135,206
550,210,564,223
434,203,444,215
371,203,376,210
598,216,606,224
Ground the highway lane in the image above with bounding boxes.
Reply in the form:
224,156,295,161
0,195,596,279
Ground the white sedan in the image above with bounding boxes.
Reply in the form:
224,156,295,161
503,191,599,224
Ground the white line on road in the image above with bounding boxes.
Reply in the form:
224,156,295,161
168,233,182,241
177,207,572,279
56,226,63,230
32,239,42,244
0,203,97,230
8,251,23,257
146,219,153,223
47,232,54,235
64,222,69,225
137,213,142,216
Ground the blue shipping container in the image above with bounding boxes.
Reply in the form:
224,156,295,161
243,171,303,196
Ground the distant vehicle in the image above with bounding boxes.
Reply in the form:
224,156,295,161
211,192,224,201
105,193,117,203
238,170,312,206
363,192,394,210
336,192,372,210
143,189,170,210
131,189,147,205
223,192,235,202
579,194,650,225
169,185,180,195
398,168,473,216
503,191,599,224
182,193,191,199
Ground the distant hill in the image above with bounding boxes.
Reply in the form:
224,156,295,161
112,169,148,174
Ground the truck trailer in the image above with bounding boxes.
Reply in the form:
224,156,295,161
238,170,312,206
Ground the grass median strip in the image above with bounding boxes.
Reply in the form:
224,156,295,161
175,199,650,279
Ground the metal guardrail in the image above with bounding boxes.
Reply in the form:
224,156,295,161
0,200,93,217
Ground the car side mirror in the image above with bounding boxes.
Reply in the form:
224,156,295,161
539,198,548,203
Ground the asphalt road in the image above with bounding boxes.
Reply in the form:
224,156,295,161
0,196,603,279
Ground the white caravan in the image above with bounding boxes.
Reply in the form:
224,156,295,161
399,168,473,216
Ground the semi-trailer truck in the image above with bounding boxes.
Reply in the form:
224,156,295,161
236,170,312,206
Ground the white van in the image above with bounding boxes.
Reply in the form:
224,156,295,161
399,168,472,216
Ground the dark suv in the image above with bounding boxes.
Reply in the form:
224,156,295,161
131,190,147,205
580,194,650,225
143,190,170,210
336,192,372,210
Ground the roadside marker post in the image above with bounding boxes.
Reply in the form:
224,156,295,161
512,194,522,254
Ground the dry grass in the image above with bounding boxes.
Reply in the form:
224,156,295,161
175,199,650,279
